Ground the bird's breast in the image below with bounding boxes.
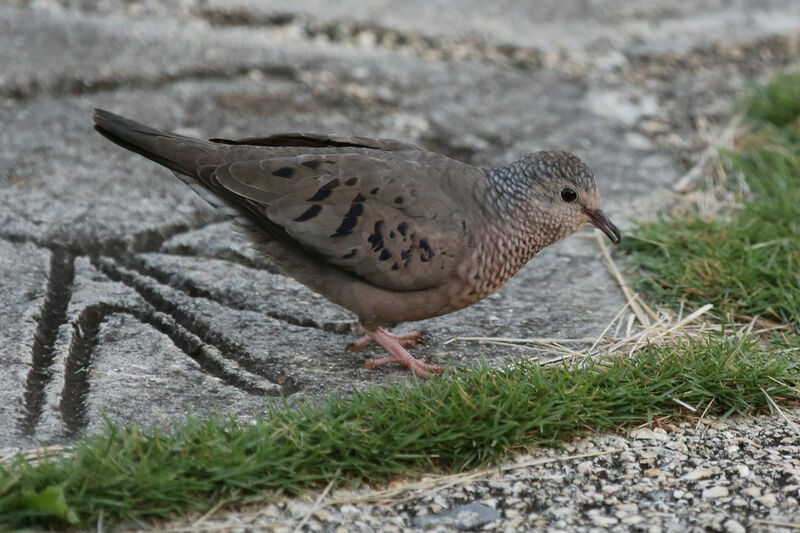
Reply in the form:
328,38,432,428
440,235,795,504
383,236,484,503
445,218,544,310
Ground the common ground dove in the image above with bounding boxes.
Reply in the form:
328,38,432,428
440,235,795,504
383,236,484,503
93,109,621,378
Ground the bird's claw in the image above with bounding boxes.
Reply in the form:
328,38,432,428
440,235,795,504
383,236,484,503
349,331,423,351
365,354,445,379
360,328,442,379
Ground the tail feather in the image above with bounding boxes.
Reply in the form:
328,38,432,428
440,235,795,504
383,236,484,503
92,108,214,176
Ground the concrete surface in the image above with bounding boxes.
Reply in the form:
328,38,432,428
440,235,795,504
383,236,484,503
1,0,799,451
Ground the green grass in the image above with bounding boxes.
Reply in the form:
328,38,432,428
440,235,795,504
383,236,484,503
744,71,800,127
3,71,800,531
621,76,800,324
2,336,799,530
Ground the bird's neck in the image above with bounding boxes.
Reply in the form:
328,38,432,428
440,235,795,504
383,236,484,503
486,161,536,215
485,165,566,246
467,166,565,298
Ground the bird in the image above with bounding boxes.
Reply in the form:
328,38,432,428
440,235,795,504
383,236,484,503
93,109,621,379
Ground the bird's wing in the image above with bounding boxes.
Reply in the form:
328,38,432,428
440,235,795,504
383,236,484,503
202,152,484,291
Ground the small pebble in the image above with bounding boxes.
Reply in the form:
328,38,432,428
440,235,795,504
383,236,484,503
682,467,714,481
756,493,778,507
702,486,729,499
724,519,746,533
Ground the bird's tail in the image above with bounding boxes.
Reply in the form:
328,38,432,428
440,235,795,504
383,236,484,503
93,108,217,177
93,108,243,214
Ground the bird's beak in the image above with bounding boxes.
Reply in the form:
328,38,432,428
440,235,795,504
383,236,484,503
582,208,622,244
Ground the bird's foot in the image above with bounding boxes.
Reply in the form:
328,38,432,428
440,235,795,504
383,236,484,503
365,354,444,379
349,330,423,350
361,328,443,379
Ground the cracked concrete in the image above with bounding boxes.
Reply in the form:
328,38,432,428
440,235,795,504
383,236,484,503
1,0,799,458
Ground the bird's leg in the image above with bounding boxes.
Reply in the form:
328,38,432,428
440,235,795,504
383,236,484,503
349,330,424,350
362,328,443,379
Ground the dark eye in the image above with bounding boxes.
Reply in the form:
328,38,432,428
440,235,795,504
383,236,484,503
560,187,578,203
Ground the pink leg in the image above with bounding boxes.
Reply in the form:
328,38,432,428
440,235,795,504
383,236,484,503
349,330,423,350
362,328,444,379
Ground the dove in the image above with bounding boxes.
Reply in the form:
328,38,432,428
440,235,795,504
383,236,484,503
93,109,621,379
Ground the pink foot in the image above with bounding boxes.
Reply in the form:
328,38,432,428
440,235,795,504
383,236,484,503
349,330,423,350
360,328,443,379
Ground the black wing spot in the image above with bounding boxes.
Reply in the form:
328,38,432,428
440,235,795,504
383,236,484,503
307,188,332,202
345,177,358,186
397,222,408,236
389,230,396,239
321,178,340,190
391,262,399,270
272,167,295,178
331,217,358,237
379,249,392,261
370,187,380,195
353,193,366,203
302,160,321,169
294,204,322,222
400,248,413,267
368,220,385,251
342,249,357,259
346,203,364,218
394,196,404,204
419,238,436,262
330,203,364,237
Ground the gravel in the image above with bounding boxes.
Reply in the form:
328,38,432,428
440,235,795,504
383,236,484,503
167,409,800,532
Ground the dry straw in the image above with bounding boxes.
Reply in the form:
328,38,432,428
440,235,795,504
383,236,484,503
446,229,792,366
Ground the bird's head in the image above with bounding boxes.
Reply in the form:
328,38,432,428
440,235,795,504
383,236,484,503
504,151,621,245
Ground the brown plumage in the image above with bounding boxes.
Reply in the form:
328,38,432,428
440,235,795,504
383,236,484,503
93,109,621,378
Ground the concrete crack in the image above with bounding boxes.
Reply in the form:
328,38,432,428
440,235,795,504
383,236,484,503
200,8,544,71
59,302,283,438
0,216,224,258
91,256,300,393
127,254,356,335
19,248,75,436
4,63,297,101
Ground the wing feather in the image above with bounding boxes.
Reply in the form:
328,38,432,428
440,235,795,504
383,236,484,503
211,152,482,291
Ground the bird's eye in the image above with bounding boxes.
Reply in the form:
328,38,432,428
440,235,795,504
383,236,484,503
560,187,578,203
